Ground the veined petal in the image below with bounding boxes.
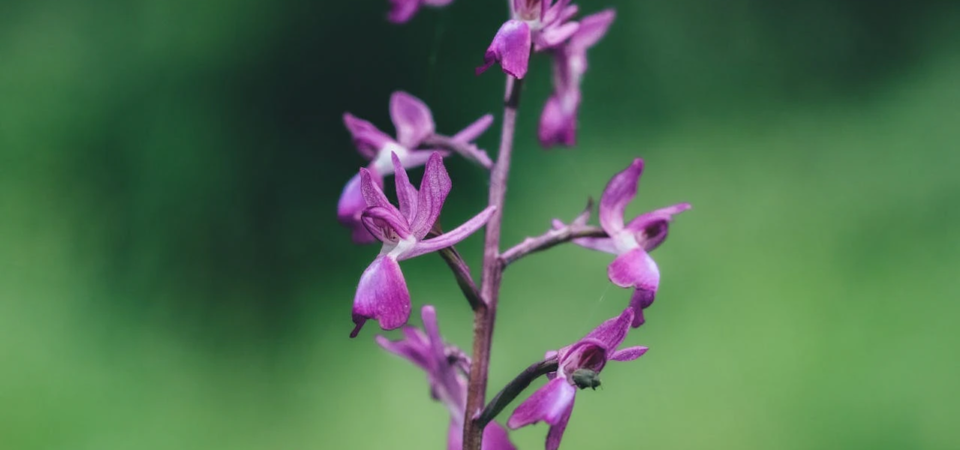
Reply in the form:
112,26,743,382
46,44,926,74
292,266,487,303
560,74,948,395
359,168,392,209
542,0,574,25
611,346,648,362
400,149,443,170
403,206,496,260
512,0,542,21
507,378,576,429
409,153,452,239
420,305,446,364
387,0,420,24
453,114,494,143
344,113,392,159
477,20,532,79
625,202,692,251
351,256,411,337
599,158,644,233
559,338,608,375
391,153,419,222
569,9,616,52
545,404,574,450
337,172,377,244
361,206,413,242
607,247,660,292
583,308,634,351
390,91,435,149
628,288,656,327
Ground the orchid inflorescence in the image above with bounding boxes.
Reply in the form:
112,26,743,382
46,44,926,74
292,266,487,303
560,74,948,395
336,2,690,449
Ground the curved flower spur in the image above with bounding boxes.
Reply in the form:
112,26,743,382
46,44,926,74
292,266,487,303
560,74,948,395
507,308,647,450
338,91,494,244
351,152,496,337
570,158,691,327
378,306,517,450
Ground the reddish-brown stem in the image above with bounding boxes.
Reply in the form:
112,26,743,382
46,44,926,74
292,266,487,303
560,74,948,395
462,75,523,450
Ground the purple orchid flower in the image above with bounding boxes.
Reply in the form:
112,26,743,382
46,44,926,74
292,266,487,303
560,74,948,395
351,152,496,337
338,91,493,244
476,0,581,79
507,308,647,450
572,158,690,327
388,0,454,24
539,9,615,148
378,305,517,450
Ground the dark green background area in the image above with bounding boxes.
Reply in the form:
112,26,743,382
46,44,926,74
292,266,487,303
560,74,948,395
2,1,959,449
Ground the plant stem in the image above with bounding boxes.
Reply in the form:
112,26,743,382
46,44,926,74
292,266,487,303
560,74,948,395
462,75,523,450
477,359,559,429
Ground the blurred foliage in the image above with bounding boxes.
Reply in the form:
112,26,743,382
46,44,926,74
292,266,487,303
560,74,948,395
1,0,959,449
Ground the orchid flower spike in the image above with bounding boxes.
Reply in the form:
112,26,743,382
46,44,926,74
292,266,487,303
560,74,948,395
388,0,454,24
378,305,517,450
338,91,493,243
351,152,496,337
508,308,647,450
573,158,690,327
539,9,615,148
477,0,582,79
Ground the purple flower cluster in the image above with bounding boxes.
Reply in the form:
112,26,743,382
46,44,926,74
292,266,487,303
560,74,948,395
334,2,692,449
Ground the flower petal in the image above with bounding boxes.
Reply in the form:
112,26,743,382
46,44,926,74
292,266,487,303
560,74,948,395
409,153,452,239
628,288,655,327
376,327,432,372
559,338,609,375
344,113,392,159
544,406,574,450
538,93,579,148
477,20,531,79
337,172,377,244
482,421,517,450
536,21,579,51
452,114,494,143
610,346,648,362
390,91,435,149
391,153,419,222
625,202,692,251
507,378,576,429
351,256,411,337
607,247,660,292
570,236,618,254
569,9,616,52
359,168,391,209
583,308,634,351
599,158,643,233
387,0,420,24
420,305,446,364
361,206,413,242
403,205,496,260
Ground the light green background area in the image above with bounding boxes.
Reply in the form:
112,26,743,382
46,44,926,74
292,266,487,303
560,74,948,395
2,1,959,449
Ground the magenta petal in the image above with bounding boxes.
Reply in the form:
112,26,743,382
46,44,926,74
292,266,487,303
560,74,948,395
611,346,648,362
536,21,580,50
508,378,576,429
391,153,419,222
447,419,463,450
387,0,420,24
376,328,432,371
569,9,616,51
599,158,644,233
453,114,494,143
359,168,392,210
351,256,411,337
361,206,413,242
538,94,578,148
344,113,392,159
398,149,439,171
337,172,376,244
478,20,531,79
583,308,634,350
560,338,608,375
482,421,517,450
409,153,452,239
404,206,496,259
625,202,692,251
544,404,573,450
607,248,660,292
570,236,618,254
390,91,435,148
628,288,655,327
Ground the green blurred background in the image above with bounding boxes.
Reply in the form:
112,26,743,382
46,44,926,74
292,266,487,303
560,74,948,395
2,1,959,449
